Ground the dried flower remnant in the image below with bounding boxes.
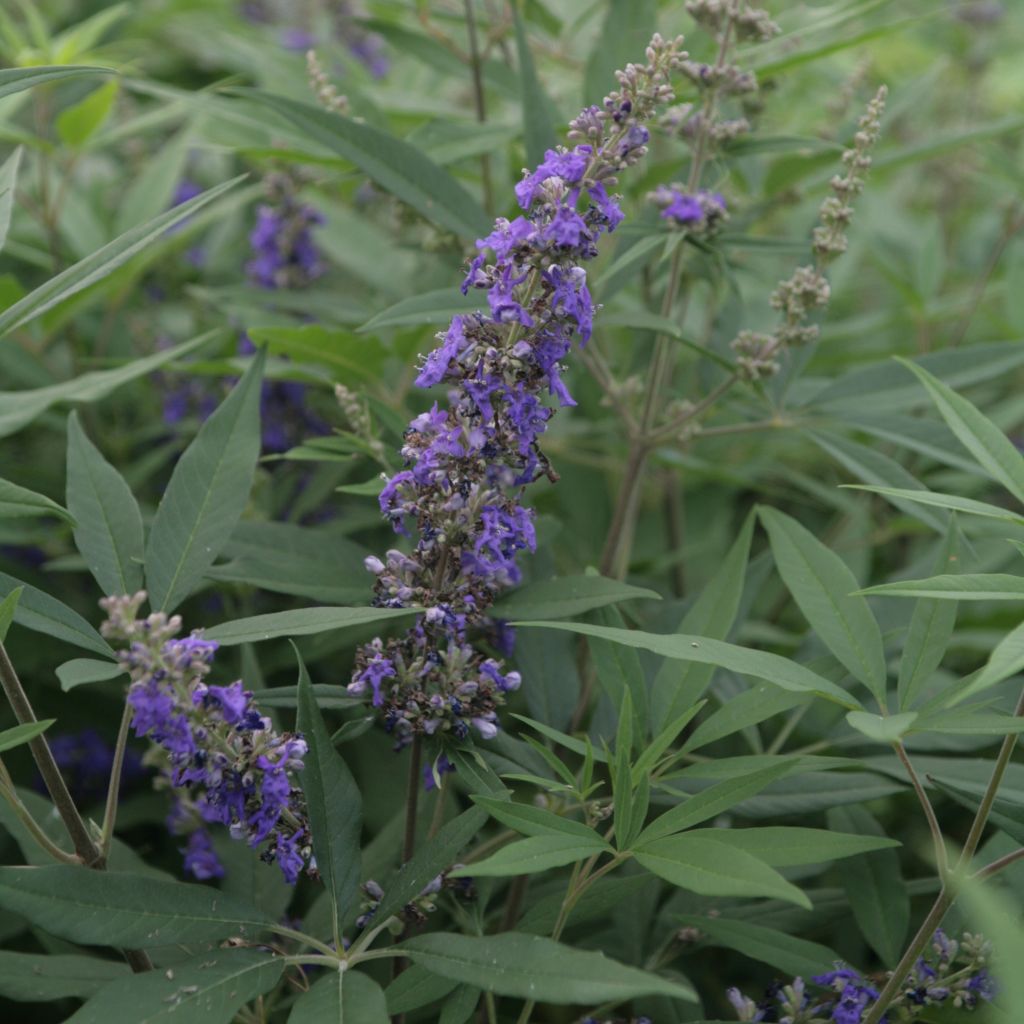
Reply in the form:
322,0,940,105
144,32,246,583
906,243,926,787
346,36,689,746
730,86,888,382
307,48,349,115
101,592,313,883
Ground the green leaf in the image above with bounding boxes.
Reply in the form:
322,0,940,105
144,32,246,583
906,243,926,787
54,658,126,693
0,147,22,255
55,79,119,147
0,332,215,440
232,91,490,239
0,476,73,524
652,511,755,722
592,609,648,750
439,985,479,1024
471,796,597,840
0,572,113,657
844,485,1024,526
205,605,416,646
512,621,861,709
385,966,458,1016
144,349,264,612
960,878,1024,1019
631,701,705,785
289,970,388,1024
295,647,361,944
512,4,557,168
858,574,1024,601
759,507,887,704
0,588,18,643
401,932,697,1003
634,834,811,908
0,65,115,101
0,178,243,339
374,805,487,924
583,0,656,106
898,521,961,709
66,411,144,596
493,574,659,621
827,806,908,966
453,834,610,877
0,951,127,1003
0,719,54,755
65,950,283,1024
0,866,272,946
897,357,1024,505
953,620,1024,706
637,761,796,845
687,826,901,866
682,684,808,754
247,324,382,379
846,710,919,743
358,287,479,333
675,914,839,978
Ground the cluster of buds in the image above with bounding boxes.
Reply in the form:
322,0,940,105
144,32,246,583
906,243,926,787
335,382,386,463
731,86,887,381
306,48,349,115
246,171,324,290
649,184,728,236
355,869,473,932
101,593,313,884
686,0,780,42
726,930,995,1023
346,37,689,746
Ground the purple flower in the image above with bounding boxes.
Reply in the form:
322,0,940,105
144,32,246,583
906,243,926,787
182,829,224,880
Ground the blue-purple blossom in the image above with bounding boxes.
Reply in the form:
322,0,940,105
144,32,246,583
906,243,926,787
101,592,313,884
346,35,688,748
246,200,324,290
651,184,728,230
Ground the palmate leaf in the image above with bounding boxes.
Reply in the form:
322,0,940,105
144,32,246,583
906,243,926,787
0,178,244,339
513,620,861,709
400,931,697,1004
0,866,271,946
65,411,144,596
66,950,283,1024
759,507,887,705
897,357,1024,505
231,90,491,239
289,970,389,1024
295,647,361,945
144,349,264,613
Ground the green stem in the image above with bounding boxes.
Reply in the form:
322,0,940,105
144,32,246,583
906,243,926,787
100,699,134,858
0,769,80,865
895,741,948,878
972,846,1024,882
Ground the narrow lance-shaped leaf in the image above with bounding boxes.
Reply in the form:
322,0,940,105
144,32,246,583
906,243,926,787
0,65,115,101
0,572,113,658
65,950,283,1024
0,477,73,524
0,588,19,643
759,506,887,705
0,866,272,947
0,720,55,755
897,356,1024,505
289,970,389,1024
144,348,264,612
0,952,128,1003
653,511,755,723
634,834,811,908
951,619,1024,707
204,605,416,646
492,574,659,621
0,177,244,339
512,5,558,168
859,574,1024,601
454,834,609,877
845,484,1024,526
827,805,908,967
0,147,23,255
512,620,862,709
231,90,490,239
898,518,960,709
401,932,697,1003
295,646,362,943
66,411,145,596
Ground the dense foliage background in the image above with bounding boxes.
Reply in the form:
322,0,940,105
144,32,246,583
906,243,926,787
0,1,1023,1022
